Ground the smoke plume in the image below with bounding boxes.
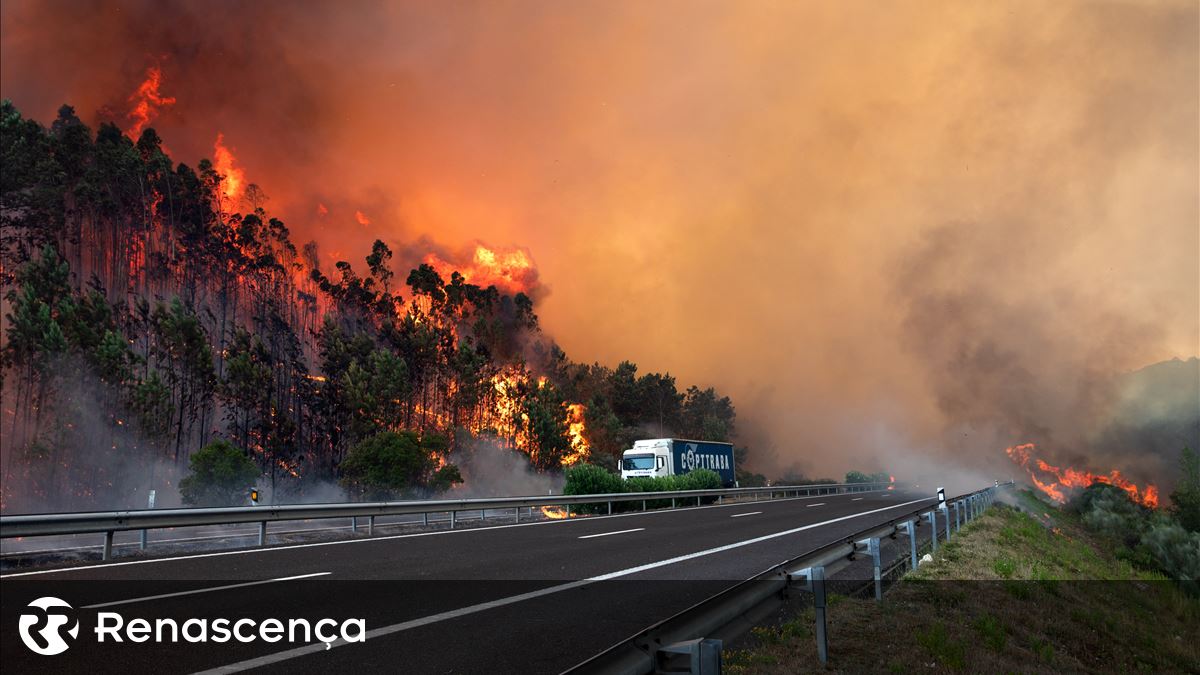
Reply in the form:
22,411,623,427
2,0,1196,491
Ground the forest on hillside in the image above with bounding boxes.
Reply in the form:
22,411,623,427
0,101,748,512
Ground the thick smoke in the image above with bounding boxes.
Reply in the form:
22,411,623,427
2,1,1196,492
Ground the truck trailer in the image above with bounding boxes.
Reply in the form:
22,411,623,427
619,438,736,487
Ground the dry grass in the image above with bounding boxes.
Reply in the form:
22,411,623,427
724,490,1199,674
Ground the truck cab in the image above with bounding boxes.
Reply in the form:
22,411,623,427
620,439,674,479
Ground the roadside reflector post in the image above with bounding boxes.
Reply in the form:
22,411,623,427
936,486,946,509
103,530,114,560
926,510,938,552
257,521,266,547
140,489,155,551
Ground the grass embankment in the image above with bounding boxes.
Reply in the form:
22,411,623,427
726,490,1199,674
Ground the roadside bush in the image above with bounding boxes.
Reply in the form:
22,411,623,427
1070,482,1200,593
681,468,722,490
563,463,624,513
179,440,260,506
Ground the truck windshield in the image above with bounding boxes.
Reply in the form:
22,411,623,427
622,454,655,471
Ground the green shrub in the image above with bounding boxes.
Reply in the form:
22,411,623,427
179,440,260,506
563,463,624,513
339,431,460,499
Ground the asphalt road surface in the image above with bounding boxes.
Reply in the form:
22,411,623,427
1,489,935,674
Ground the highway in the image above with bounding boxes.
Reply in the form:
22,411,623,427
1,488,935,673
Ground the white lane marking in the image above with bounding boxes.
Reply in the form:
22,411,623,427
191,499,928,674
2,490,908,579
82,572,331,609
806,503,826,507
577,528,644,540
852,498,863,501
730,512,762,518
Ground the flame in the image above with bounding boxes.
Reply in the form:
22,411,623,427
541,506,571,519
213,133,245,203
424,243,538,295
562,403,589,467
317,203,329,217
1005,442,1158,508
355,210,371,226
126,66,176,139
888,474,895,490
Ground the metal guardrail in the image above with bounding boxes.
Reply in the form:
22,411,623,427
568,481,1014,674
0,481,892,560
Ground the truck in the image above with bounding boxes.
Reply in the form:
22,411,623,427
619,438,737,487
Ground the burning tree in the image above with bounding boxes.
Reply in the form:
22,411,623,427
0,95,747,511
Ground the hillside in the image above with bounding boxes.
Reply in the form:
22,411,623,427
726,489,1199,673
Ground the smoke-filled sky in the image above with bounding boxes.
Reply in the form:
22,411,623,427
2,0,1197,484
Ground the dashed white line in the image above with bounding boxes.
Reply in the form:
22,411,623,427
852,497,863,501
730,512,762,518
806,503,826,507
578,528,644,539
82,572,331,609
191,498,928,674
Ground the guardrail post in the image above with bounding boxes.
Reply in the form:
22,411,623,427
904,520,917,570
867,537,882,600
953,501,960,532
352,516,358,534
643,499,647,511
450,510,456,529
926,511,938,552
257,521,266,547
102,531,114,560
943,507,952,542
140,528,147,551
368,515,375,536
480,509,486,522
812,566,828,664
515,507,521,523
671,497,676,509
423,512,429,527
608,501,612,515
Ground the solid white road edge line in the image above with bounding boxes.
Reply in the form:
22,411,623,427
577,528,645,539
190,499,927,674
730,512,762,518
82,572,332,609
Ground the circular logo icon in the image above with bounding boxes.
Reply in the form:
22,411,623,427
18,596,79,656
685,447,696,471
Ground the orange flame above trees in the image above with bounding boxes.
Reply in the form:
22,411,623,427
425,244,538,296
213,133,245,203
1005,442,1158,508
126,66,176,139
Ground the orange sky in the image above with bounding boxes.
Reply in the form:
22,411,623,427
2,0,1196,480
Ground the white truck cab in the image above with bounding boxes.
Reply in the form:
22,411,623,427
620,439,674,480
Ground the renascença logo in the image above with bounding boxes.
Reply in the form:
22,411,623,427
18,597,79,656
